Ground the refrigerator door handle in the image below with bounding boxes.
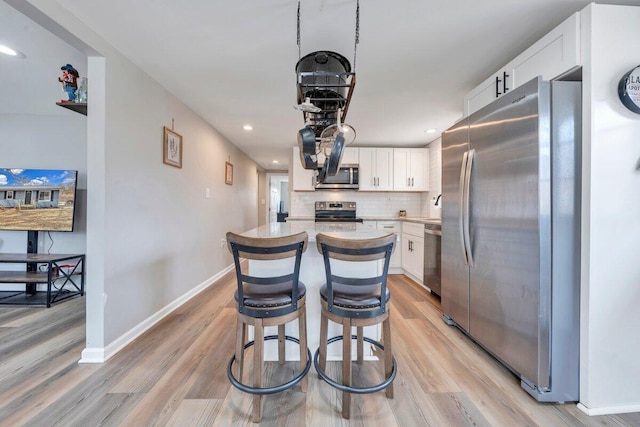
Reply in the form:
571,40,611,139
463,149,475,267
459,151,469,265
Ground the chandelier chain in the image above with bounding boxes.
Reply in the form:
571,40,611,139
297,1,301,60
296,1,360,67
354,0,359,70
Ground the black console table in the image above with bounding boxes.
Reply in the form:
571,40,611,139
0,254,85,308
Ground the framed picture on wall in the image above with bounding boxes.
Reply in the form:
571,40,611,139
225,161,233,185
163,126,183,168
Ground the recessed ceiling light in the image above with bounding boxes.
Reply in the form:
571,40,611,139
243,124,253,131
0,44,26,58
425,128,437,134
272,160,279,164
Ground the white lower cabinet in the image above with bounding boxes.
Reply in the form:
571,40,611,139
401,222,424,284
377,221,402,271
361,220,402,273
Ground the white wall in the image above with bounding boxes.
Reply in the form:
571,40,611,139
424,137,442,218
0,1,87,287
8,0,260,361
579,4,640,415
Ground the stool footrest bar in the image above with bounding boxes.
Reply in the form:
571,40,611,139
313,335,397,394
227,335,312,395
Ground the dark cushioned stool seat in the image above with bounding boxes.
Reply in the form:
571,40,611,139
236,281,307,307
319,283,388,309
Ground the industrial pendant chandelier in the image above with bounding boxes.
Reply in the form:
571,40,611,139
294,0,360,179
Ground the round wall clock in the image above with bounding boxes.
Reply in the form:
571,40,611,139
618,65,640,114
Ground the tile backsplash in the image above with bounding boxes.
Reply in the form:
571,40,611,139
290,191,423,218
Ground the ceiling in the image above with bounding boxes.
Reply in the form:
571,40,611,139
6,0,640,170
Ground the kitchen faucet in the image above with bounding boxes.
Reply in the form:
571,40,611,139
435,194,442,206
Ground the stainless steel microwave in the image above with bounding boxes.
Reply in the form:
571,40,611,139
315,164,359,190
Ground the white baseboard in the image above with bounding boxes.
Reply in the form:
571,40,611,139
78,264,234,364
577,402,640,416
403,271,424,288
79,347,104,363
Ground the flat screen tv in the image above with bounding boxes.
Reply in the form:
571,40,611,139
0,168,78,232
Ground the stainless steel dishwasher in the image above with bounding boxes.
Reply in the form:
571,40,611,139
424,223,441,296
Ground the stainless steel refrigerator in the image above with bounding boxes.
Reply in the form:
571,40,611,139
441,77,581,402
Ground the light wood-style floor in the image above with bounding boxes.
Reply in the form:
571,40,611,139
1,272,639,426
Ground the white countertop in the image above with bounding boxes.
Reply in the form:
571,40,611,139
360,216,441,225
240,221,391,242
285,217,441,225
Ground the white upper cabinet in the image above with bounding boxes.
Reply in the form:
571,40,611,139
291,147,316,191
317,146,359,166
505,12,580,89
464,68,511,117
359,147,393,191
393,148,429,192
341,147,359,165
464,12,580,116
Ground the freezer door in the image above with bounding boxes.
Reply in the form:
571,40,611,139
467,78,551,388
441,119,470,332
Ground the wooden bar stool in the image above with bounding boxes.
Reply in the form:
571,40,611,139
226,231,312,423
314,232,398,419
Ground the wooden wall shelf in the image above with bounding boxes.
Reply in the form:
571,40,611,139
56,102,87,116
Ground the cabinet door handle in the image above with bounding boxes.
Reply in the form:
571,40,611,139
495,75,502,97
383,225,394,229
503,71,509,93
407,177,410,187
411,177,414,187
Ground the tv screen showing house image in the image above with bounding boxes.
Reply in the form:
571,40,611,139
0,168,78,232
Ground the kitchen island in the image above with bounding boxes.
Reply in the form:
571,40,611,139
238,221,394,361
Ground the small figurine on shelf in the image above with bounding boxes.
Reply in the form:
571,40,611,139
58,64,79,103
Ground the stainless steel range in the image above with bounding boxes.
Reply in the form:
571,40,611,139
314,201,363,223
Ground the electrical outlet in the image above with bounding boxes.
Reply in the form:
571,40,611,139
220,238,227,248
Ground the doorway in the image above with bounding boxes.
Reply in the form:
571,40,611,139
266,174,289,224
